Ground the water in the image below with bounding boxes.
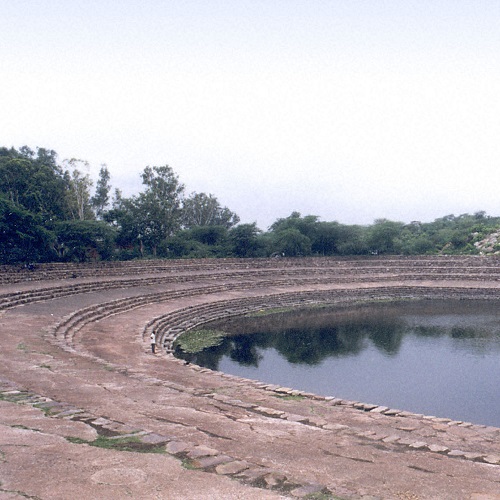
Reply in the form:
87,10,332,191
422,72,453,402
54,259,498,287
175,300,500,427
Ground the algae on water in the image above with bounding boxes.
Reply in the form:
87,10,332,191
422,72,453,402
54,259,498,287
174,329,227,354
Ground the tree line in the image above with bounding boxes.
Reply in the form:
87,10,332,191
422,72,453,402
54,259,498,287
2,145,500,264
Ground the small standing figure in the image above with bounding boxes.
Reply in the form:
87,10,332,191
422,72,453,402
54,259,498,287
150,332,156,354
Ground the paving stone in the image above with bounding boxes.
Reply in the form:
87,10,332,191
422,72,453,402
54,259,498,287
448,449,467,458
138,433,170,444
237,467,275,481
382,435,401,443
187,445,220,458
428,444,450,453
370,406,389,414
397,438,416,446
306,416,327,427
165,440,190,455
216,460,250,475
328,398,344,405
357,430,376,437
409,441,428,449
275,386,294,394
286,414,309,424
190,454,233,469
383,408,402,416
254,406,285,418
482,455,500,465
463,452,485,461
91,417,112,426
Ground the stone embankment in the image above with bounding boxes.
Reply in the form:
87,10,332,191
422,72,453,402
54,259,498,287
1,256,499,499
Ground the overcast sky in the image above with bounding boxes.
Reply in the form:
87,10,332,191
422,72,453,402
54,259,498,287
2,1,500,229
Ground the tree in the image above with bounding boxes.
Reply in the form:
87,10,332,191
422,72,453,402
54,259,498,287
182,192,240,229
272,228,312,256
0,194,55,263
135,165,184,256
366,219,405,254
0,146,71,222
63,158,94,220
55,220,116,262
91,164,111,219
312,222,341,255
229,223,263,257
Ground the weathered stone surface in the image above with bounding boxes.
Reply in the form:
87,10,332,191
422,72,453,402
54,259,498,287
2,256,500,500
264,471,287,487
165,441,190,455
382,435,401,443
409,441,428,449
482,454,500,465
254,406,285,418
187,445,219,458
138,433,170,444
190,454,233,469
306,416,327,427
323,423,349,431
216,460,250,475
290,482,327,497
428,444,450,453
285,413,309,424
370,406,389,414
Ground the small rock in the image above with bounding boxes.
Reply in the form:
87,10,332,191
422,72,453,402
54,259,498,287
216,460,250,475
428,444,450,453
482,455,500,465
264,471,287,487
166,441,190,455
409,441,428,449
190,454,233,469
187,445,219,458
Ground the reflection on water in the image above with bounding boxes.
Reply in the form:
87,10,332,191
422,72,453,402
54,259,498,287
174,300,500,427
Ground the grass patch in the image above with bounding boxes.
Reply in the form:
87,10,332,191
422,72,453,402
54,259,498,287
16,342,28,352
245,307,296,318
272,394,305,401
174,329,227,354
66,435,166,454
181,458,197,470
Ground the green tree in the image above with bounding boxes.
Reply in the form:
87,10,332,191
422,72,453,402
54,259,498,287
229,222,263,257
0,146,71,222
272,228,312,256
366,219,405,254
182,192,240,229
312,221,341,255
0,194,55,263
130,165,185,256
63,158,94,220
55,220,116,262
91,164,111,219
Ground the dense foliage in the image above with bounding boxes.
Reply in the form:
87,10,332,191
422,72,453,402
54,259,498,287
2,145,500,264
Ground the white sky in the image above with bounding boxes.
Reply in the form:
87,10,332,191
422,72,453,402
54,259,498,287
2,0,500,229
